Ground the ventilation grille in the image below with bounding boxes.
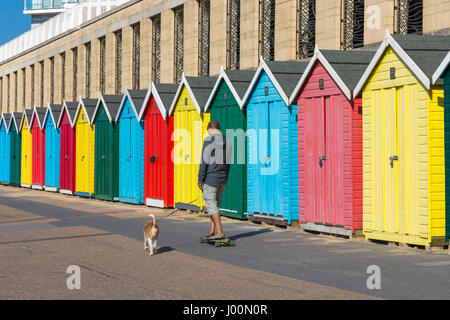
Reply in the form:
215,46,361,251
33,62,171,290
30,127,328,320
297,0,315,59
259,0,275,61
115,31,122,94
174,6,184,83
132,23,141,90
152,15,161,84
226,0,240,70
198,0,210,76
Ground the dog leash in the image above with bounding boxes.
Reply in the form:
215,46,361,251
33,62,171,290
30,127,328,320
158,197,201,221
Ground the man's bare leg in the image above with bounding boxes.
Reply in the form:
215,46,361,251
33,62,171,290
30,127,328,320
208,216,215,236
211,212,224,238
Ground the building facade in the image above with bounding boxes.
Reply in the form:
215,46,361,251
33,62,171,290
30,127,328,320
1,0,449,113
24,0,82,29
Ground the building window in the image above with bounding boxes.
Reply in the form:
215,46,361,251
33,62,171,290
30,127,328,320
132,23,141,90
395,0,423,35
198,0,210,76
7,74,10,113
226,0,240,70
174,5,184,83
31,65,35,108
61,52,65,101
85,42,91,98
50,57,54,104
259,0,275,61
152,15,161,84
22,68,26,108
115,30,122,94
296,0,316,59
14,72,18,111
0,78,2,112
72,47,78,100
40,61,44,107
99,36,106,94
342,0,364,50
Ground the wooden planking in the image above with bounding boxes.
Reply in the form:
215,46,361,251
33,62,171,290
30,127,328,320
297,61,358,232
246,71,298,223
144,96,174,208
20,121,32,187
428,86,446,240
59,109,76,194
361,46,445,246
173,86,208,211
31,117,45,187
75,107,95,196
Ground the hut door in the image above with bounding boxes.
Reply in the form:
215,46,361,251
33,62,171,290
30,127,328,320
147,112,161,201
372,86,417,236
305,97,327,223
121,118,132,199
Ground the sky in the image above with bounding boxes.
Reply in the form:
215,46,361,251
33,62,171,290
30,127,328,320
0,2,30,46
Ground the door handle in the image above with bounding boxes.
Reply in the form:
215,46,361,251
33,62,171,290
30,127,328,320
264,156,271,165
101,155,105,160
184,154,190,161
389,155,398,168
149,155,157,163
319,156,326,167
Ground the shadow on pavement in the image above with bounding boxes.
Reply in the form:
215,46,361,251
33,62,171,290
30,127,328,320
155,246,175,255
228,228,273,241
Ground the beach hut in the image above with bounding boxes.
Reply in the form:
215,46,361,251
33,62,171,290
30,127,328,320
169,75,217,212
30,107,47,190
432,51,450,242
0,113,11,184
20,109,33,188
9,113,22,186
58,101,78,195
203,68,254,219
115,89,147,204
92,94,122,202
43,104,62,192
353,32,450,247
138,83,178,208
289,48,375,236
74,98,97,198
241,58,308,226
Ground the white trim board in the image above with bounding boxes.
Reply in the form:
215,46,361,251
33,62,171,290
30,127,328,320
432,51,450,84
353,30,431,98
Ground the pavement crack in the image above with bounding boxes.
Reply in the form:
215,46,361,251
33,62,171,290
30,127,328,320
77,263,172,299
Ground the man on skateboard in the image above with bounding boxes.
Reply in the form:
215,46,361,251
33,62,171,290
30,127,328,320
198,120,232,241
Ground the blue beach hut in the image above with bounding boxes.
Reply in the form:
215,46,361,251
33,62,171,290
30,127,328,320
43,104,62,192
0,113,11,184
241,58,308,226
115,89,147,204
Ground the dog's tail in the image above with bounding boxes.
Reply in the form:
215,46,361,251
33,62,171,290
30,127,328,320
148,214,156,224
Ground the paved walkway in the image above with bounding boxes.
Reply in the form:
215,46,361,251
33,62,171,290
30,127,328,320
1,185,449,299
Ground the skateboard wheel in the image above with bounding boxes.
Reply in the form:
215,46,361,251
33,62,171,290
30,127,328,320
230,241,235,246
215,242,221,247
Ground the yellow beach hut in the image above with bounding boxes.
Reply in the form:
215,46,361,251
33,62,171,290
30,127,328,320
168,74,217,212
74,98,97,198
20,108,33,188
353,31,450,248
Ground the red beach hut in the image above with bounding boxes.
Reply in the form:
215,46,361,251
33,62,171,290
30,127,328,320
138,83,178,208
289,47,374,237
58,101,78,195
31,107,47,190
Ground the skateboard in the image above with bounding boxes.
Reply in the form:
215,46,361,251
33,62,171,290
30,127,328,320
200,236,235,247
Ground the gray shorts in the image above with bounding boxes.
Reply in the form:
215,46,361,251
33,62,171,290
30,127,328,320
202,184,226,216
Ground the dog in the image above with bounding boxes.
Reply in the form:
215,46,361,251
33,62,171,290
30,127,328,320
143,214,159,256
